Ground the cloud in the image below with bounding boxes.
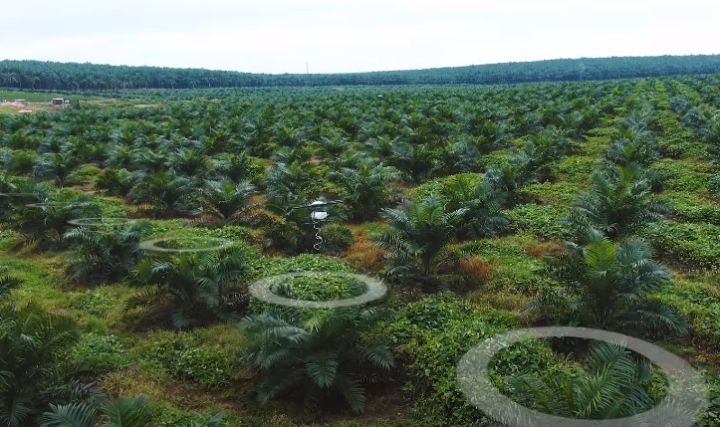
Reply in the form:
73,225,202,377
1,0,719,73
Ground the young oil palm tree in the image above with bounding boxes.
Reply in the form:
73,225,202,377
505,342,659,422
209,152,261,183
39,395,151,427
378,196,466,278
0,303,79,427
128,173,196,218
241,309,393,414
166,148,210,178
606,135,660,167
32,152,79,187
188,180,257,228
63,221,152,285
331,162,400,221
388,140,437,184
265,161,315,209
567,165,666,240
484,146,537,205
133,246,251,329
530,237,686,336
4,190,101,250
0,266,22,299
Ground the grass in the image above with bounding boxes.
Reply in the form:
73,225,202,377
0,90,69,101
0,105,20,115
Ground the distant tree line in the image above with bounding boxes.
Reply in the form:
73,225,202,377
2,55,720,90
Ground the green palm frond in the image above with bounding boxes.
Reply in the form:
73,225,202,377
39,403,97,427
99,395,151,427
305,353,339,388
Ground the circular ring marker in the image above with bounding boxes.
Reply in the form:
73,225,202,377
249,272,387,309
67,217,137,227
456,327,709,427
138,236,233,253
26,202,93,209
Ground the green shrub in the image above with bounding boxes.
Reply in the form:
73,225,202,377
505,203,572,240
520,181,584,205
649,159,714,194
657,191,720,225
386,293,558,426
552,155,600,184
652,280,720,348
642,220,720,269
68,288,116,317
65,164,103,187
270,272,366,301
451,237,556,294
148,402,240,427
320,223,355,254
67,334,130,377
145,337,239,390
251,253,354,279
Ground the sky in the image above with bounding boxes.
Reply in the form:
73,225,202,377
1,0,719,74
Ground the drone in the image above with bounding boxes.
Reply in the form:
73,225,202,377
287,198,344,251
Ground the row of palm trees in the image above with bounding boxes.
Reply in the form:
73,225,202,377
0,76,713,422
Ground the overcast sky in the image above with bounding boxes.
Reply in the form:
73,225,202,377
1,0,719,74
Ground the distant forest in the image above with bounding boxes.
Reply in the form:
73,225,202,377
2,55,720,90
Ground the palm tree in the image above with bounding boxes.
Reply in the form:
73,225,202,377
388,140,436,184
265,161,315,209
3,191,101,250
32,153,79,187
505,342,659,421
166,148,210,178
484,145,538,205
0,266,22,299
431,175,508,239
39,396,151,427
133,247,250,329
241,309,393,414
606,135,659,167
331,162,400,221
128,173,196,218
188,180,257,227
63,221,152,285
567,165,666,240
0,303,79,427
458,180,508,239
378,196,466,278
530,238,686,336
209,152,261,183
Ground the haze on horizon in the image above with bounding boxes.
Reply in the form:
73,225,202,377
2,0,719,75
